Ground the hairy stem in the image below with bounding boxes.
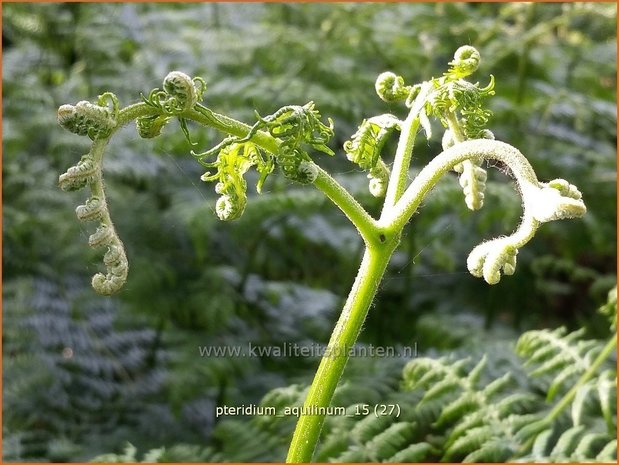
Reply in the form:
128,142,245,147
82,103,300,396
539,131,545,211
88,138,114,225
381,109,419,212
381,82,432,214
314,168,380,245
446,111,465,143
383,139,538,231
286,238,398,462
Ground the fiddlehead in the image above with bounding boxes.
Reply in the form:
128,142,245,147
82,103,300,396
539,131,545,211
448,129,494,211
136,114,170,139
344,114,400,198
426,47,495,211
467,176,585,284
140,71,206,142
57,133,128,295
198,140,273,221
162,71,205,113
193,101,334,218
58,154,98,192
141,71,206,115
57,92,118,140
374,71,413,103
445,45,480,79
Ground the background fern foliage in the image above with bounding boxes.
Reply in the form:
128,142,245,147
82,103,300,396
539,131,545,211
3,2,616,462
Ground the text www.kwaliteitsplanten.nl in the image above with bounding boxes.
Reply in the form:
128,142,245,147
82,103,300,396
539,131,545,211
198,342,418,359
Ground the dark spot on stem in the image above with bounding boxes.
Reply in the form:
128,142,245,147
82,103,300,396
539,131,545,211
379,234,386,243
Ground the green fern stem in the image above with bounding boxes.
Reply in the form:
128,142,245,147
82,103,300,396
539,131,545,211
286,237,399,462
381,108,419,211
445,111,466,143
381,83,432,212
385,139,538,230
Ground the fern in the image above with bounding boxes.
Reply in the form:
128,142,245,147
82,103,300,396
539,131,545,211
5,2,615,461
516,327,603,400
3,278,171,461
89,306,616,463
321,314,615,462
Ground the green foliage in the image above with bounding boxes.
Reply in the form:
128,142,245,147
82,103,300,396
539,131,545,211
3,2,615,462
104,314,615,462
3,278,172,461
343,114,399,197
270,307,616,462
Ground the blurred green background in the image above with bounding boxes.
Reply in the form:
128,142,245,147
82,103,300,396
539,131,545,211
3,2,616,462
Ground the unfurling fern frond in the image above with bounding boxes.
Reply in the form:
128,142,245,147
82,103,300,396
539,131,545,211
236,101,334,156
142,71,206,116
136,114,170,139
344,114,400,171
191,101,334,218
344,114,399,197
427,71,495,140
374,71,412,103
445,45,481,79
140,71,206,143
193,103,334,220
449,129,494,211
57,109,128,295
57,92,118,140
58,154,98,192
197,140,273,221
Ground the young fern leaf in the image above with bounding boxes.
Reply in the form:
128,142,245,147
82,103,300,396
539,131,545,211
466,173,585,284
193,101,334,219
374,71,412,103
58,154,98,192
56,123,128,295
141,71,206,115
434,48,495,211
197,141,273,221
516,327,601,400
247,102,334,184
57,92,118,140
136,114,170,139
343,114,400,198
374,46,496,212
140,71,206,143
